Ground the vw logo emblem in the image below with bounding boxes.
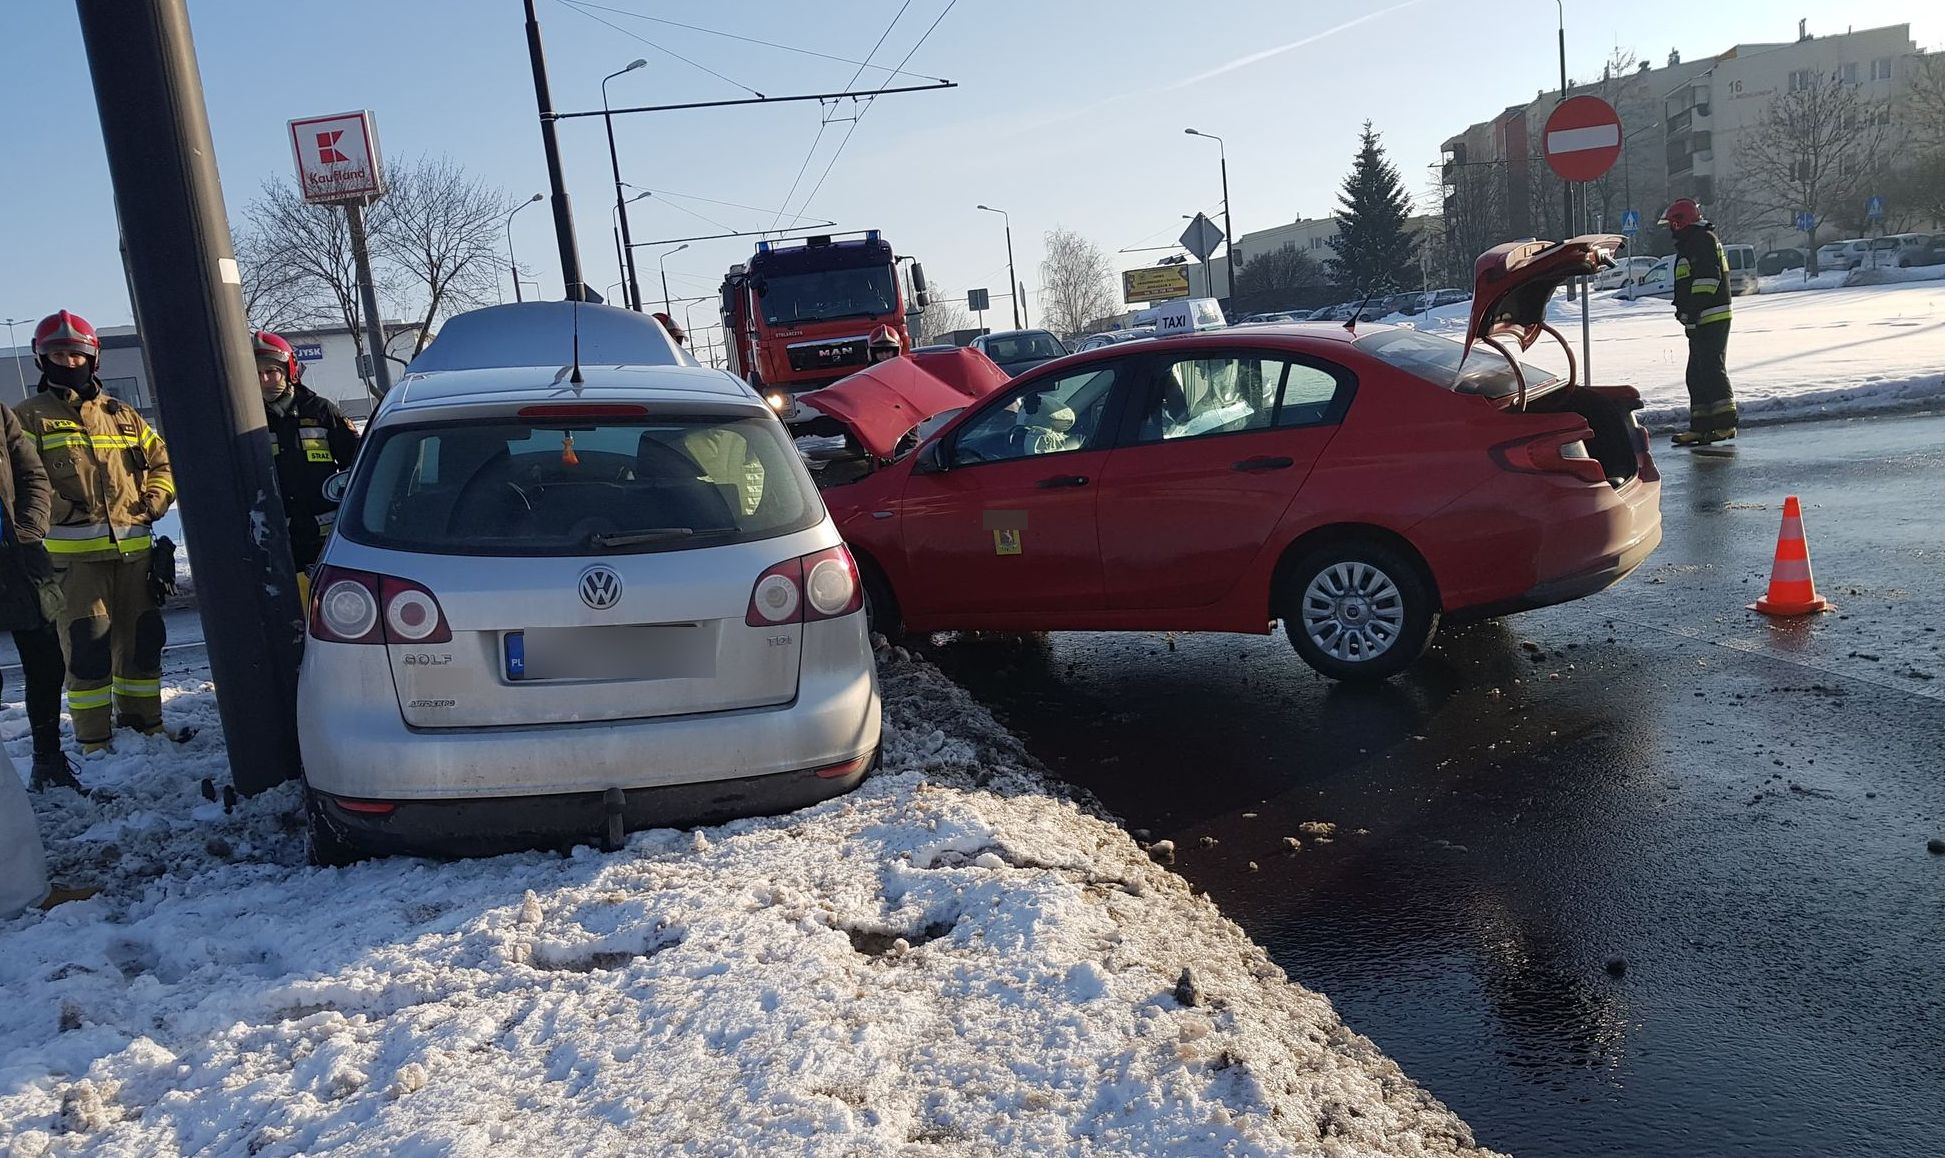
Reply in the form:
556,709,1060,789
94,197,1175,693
578,565,623,610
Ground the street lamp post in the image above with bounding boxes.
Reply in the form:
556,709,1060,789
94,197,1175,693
2,318,29,400
505,193,543,302
1620,120,1661,243
658,243,689,315
603,58,648,311
975,205,1021,329
1184,129,1235,302
612,189,650,303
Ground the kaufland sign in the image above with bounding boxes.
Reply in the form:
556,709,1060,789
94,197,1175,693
288,111,384,205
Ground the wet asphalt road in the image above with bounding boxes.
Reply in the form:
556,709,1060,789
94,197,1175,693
926,411,1945,1158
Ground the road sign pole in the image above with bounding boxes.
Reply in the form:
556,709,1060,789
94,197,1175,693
74,0,304,795
1580,184,1593,388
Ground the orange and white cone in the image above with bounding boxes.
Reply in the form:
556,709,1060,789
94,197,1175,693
1750,495,1832,616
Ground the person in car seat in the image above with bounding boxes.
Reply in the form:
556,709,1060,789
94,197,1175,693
1016,393,1077,455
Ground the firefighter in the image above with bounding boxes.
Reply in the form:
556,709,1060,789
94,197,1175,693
867,324,902,364
1662,198,1739,446
255,331,359,576
652,312,687,346
0,380,77,790
14,311,183,752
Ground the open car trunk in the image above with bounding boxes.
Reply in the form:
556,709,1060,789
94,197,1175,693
1466,233,1647,487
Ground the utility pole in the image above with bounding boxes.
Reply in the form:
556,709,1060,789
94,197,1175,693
74,0,303,794
524,0,587,300
345,200,392,395
603,59,647,310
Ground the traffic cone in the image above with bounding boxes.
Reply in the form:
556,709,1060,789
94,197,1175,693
1750,495,1832,616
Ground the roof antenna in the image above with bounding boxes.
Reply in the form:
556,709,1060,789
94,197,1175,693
1344,282,1387,333
569,291,584,385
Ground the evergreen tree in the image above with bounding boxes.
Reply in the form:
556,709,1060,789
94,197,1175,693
1327,122,1419,291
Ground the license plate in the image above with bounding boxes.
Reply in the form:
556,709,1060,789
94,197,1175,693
503,623,716,682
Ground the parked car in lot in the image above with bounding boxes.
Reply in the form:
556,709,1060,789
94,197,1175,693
1592,256,1658,291
1757,247,1807,276
808,236,1661,682
1817,239,1872,271
1877,233,1937,267
969,328,1070,377
298,302,881,863
1076,327,1156,351
1624,255,1676,298
1722,244,1760,294
1421,288,1471,312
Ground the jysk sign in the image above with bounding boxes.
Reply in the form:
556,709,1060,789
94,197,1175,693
288,111,384,205
292,342,325,363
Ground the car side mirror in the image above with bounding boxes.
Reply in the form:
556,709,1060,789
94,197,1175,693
914,438,949,475
321,471,351,503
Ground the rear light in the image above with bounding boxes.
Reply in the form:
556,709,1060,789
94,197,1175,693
812,753,874,780
1492,429,1607,484
310,566,453,645
514,403,649,419
744,545,863,626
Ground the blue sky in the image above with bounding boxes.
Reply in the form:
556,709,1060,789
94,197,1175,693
3,0,1937,338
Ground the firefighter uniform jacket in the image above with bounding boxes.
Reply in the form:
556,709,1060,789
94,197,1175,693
1673,224,1734,329
14,382,174,561
267,384,360,561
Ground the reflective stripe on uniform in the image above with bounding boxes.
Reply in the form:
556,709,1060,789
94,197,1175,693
112,677,162,699
148,475,175,497
45,524,115,554
1698,304,1733,325
1675,259,1691,277
66,687,113,711
302,439,334,463
1690,278,1722,294
298,426,330,438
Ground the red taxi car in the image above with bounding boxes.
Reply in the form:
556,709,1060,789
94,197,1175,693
805,236,1661,680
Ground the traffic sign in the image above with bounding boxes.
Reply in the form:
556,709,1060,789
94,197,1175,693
288,110,384,205
1620,209,1641,234
967,287,990,312
1866,195,1885,221
1180,213,1225,262
1796,211,1816,232
1542,95,1623,183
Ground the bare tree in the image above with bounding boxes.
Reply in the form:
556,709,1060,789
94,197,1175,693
1232,243,1323,313
1738,73,1895,271
1434,160,1508,281
1900,51,1945,155
912,293,973,342
238,178,371,365
1037,228,1117,340
371,156,512,356
232,226,324,333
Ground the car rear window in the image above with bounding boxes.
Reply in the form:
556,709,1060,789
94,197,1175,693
342,414,821,556
1356,328,1561,400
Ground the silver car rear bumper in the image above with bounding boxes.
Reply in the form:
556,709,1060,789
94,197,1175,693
298,613,881,801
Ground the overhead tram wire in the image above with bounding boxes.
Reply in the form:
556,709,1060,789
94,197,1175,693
552,0,764,97
768,0,912,231
557,0,949,84
786,0,957,222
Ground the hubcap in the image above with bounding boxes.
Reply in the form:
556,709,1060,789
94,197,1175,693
1301,561,1406,663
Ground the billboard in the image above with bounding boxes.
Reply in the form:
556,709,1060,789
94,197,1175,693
1122,266,1191,303
289,110,384,205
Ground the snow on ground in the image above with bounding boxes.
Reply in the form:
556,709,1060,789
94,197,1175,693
0,654,1499,1157
1396,276,1945,430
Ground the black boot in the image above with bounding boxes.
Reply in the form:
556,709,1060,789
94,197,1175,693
30,751,88,795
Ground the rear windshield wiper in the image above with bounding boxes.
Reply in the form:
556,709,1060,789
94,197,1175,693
589,528,699,548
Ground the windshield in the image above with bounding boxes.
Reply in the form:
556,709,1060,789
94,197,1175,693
1357,328,1561,400
343,415,820,556
757,266,897,326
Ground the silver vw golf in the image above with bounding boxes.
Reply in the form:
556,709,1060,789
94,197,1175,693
297,303,881,863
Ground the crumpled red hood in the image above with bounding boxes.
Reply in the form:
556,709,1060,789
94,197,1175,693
798,348,1010,459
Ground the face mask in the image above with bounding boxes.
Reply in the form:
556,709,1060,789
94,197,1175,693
43,360,93,390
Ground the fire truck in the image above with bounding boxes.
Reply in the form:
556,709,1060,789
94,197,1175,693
720,230,928,416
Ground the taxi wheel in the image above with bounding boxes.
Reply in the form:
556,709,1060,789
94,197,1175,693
1278,541,1437,682
305,790,367,868
859,557,906,642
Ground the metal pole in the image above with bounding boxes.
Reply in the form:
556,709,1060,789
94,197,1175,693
1003,221,1020,329
2,320,25,399
1579,183,1593,387
505,195,540,302
1219,146,1236,303
344,200,392,395
1557,1,1572,249
524,0,586,300
603,63,646,311
612,223,625,302
74,0,302,794
1019,280,1030,328
660,266,672,316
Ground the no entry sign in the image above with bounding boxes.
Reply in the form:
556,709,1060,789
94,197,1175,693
1543,95,1622,183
